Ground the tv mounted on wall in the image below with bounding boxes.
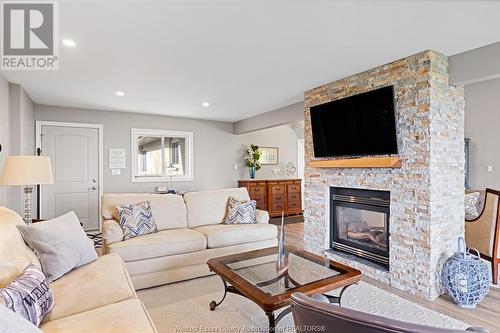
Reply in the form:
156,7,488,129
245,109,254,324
310,85,398,158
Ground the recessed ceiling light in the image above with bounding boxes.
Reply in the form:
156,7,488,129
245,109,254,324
116,91,125,96
202,102,210,107
61,39,76,47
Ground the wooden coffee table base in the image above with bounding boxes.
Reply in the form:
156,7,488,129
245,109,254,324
207,247,362,332
209,274,356,331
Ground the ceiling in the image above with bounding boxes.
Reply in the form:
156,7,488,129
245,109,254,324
2,0,500,122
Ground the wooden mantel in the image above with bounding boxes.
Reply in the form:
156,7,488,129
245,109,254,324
309,156,402,168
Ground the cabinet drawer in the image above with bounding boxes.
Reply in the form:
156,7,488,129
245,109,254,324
287,184,301,193
253,196,267,210
288,192,301,202
249,186,266,196
270,184,285,194
271,194,285,203
287,200,301,210
270,202,285,212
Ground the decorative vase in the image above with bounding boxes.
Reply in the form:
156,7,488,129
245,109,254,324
441,237,490,308
248,166,256,179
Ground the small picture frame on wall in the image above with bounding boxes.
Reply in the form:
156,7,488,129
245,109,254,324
260,147,279,165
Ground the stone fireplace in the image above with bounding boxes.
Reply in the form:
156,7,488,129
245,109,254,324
303,50,465,301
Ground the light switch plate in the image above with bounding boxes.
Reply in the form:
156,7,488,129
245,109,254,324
111,169,121,176
487,165,493,172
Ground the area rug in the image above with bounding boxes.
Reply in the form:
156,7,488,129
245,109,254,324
138,275,468,333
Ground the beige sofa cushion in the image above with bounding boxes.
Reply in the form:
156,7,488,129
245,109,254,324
40,299,157,333
102,193,187,230
0,207,41,288
44,254,136,322
194,223,277,248
126,238,278,277
108,229,207,262
129,239,278,289
184,188,251,228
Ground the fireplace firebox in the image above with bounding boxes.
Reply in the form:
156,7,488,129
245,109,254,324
330,187,390,267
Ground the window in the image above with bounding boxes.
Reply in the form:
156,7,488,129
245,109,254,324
131,128,193,182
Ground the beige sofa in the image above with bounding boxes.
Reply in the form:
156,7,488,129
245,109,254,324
0,207,157,333
102,188,278,289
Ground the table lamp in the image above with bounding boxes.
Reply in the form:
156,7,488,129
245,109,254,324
0,155,54,224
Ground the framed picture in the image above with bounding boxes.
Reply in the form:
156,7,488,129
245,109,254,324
260,147,279,165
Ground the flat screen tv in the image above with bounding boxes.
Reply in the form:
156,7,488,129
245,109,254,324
310,85,398,158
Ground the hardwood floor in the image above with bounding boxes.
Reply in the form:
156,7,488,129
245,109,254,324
282,221,304,249
282,222,500,332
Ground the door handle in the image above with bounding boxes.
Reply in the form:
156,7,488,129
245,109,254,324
88,186,97,191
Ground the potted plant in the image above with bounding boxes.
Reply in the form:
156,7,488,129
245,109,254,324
246,144,262,179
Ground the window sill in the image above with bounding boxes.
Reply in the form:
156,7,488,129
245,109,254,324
131,176,194,183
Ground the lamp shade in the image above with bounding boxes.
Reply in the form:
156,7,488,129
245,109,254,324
0,156,54,186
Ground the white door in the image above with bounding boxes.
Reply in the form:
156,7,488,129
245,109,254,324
40,125,100,231
297,139,305,207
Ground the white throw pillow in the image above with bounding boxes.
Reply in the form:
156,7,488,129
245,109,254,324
17,212,98,282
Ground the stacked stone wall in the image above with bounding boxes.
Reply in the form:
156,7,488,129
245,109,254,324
303,51,465,300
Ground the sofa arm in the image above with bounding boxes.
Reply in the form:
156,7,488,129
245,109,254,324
256,209,270,224
102,219,123,247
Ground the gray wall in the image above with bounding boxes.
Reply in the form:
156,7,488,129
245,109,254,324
236,124,301,179
9,84,36,156
0,81,36,214
449,41,500,85
233,101,304,134
11,84,36,214
0,74,9,207
450,42,500,190
35,105,304,195
465,78,500,190
36,105,242,193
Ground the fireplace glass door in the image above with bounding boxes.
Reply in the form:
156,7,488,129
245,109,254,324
330,187,390,267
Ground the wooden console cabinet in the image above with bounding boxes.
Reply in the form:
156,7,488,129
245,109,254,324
238,179,302,218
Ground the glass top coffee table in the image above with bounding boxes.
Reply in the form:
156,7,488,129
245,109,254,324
207,246,362,331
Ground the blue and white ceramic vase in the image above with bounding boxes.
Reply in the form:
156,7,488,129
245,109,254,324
441,237,490,308
248,166,256,179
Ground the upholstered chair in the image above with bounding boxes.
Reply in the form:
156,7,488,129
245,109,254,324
290,293,488,333
465,188,500,285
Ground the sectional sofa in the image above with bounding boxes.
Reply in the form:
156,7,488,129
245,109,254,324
0,207,157,333
102,187,279,289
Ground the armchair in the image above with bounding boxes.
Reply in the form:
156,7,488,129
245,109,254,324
290,292,488,333
465,188,500,285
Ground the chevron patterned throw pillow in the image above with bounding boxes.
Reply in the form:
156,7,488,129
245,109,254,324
224,196,257,224
116,201,158,240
